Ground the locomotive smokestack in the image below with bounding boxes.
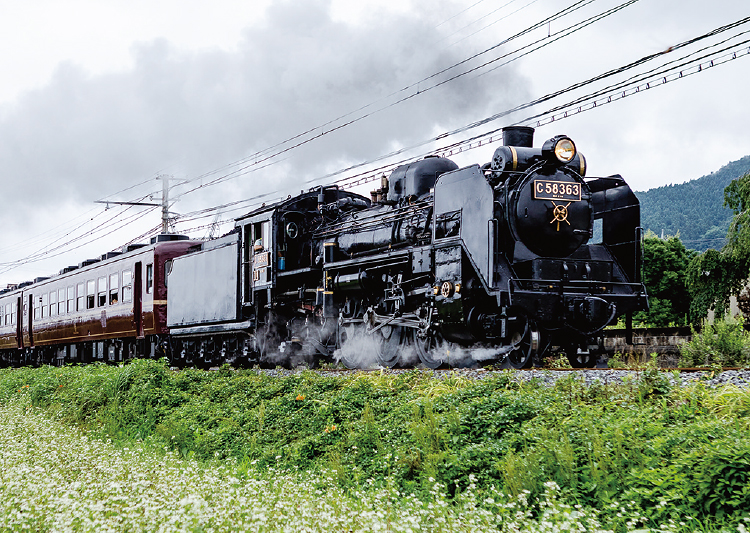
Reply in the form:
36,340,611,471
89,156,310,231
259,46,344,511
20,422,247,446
502,126,534,148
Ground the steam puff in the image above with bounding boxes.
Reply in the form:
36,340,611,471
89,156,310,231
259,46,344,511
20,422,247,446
334,326,513,369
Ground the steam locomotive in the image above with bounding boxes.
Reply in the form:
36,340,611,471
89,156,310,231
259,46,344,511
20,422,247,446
0,126,647,369
167,126,647,369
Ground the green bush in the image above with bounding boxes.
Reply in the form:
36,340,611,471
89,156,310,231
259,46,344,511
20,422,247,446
680,317,750,367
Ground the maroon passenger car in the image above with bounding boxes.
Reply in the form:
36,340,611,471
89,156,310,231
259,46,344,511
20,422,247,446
0,235,199,366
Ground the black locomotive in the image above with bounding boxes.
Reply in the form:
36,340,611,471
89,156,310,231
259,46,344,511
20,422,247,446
166,126,648,369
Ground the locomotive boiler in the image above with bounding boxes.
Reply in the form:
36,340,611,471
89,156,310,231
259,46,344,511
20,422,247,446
167,126,648,369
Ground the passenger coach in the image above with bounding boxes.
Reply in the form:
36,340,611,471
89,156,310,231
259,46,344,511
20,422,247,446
0,235,198,366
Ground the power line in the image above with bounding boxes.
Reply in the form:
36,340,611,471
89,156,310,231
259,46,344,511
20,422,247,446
167,0,605,196
4,13,749,276
436,0,491,29
169,0,627,200
111,16,750,248
92,32,750,266
0,0,615,275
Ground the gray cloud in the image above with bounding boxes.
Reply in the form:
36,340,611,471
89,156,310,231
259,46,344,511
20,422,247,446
0,0,523,226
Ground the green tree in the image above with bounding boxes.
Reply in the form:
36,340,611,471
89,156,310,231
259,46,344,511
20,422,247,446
688,172,750,320
635,232,695,326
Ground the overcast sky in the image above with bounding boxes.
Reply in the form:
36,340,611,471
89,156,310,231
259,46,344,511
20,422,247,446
0,0,748,286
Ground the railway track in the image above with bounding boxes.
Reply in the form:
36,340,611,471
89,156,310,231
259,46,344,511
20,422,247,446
225,365,750,391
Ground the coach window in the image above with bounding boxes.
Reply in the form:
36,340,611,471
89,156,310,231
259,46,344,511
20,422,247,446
3,303,9,325
146,264,153,294
98,277,107,307
109,273,119,304
42,293,49,318
10,304,15,326
58,288,66,315
77,283,85,311
122,270,132,303
50,291,57,317
164,260,173,287
87,280,96,309
34,296,41,321
67,286,75,313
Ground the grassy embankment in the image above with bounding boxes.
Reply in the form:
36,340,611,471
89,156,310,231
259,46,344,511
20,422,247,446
1,360,749,532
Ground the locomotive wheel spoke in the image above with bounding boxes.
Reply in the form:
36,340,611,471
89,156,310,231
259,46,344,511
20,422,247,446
336,300,372,369
506,338,533,369
376,325,406,368
337,322,363,369
415,329,449,369
505,317,535,369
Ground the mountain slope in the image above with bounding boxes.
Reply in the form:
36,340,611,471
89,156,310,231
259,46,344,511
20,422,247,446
635,155,750,251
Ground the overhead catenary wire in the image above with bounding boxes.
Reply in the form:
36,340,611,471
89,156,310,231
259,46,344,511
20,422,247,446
298,18,750,194
0,196,158,269
441,0,541,47
436,0,491,29
0,204,161,276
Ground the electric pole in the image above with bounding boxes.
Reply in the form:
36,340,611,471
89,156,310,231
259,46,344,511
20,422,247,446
95,174,186,235
159,175,171,234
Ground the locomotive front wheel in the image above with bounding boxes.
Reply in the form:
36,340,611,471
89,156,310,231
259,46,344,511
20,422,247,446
336,318,374,369
336,300,379,369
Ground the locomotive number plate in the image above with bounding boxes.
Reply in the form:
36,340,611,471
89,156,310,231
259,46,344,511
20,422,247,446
533,180,581,201
253,251,271,268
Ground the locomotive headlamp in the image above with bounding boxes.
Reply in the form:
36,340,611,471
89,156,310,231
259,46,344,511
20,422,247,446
554,138,576,162
542,135,576,164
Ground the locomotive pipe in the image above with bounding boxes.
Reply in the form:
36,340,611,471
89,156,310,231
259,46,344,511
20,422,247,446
334,271,375,294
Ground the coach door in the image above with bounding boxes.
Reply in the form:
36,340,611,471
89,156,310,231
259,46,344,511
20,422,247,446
27,294,33,347
15,296,23,350
134,262,144,338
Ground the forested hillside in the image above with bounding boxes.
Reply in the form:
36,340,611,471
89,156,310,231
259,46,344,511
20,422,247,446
635,155,750,251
